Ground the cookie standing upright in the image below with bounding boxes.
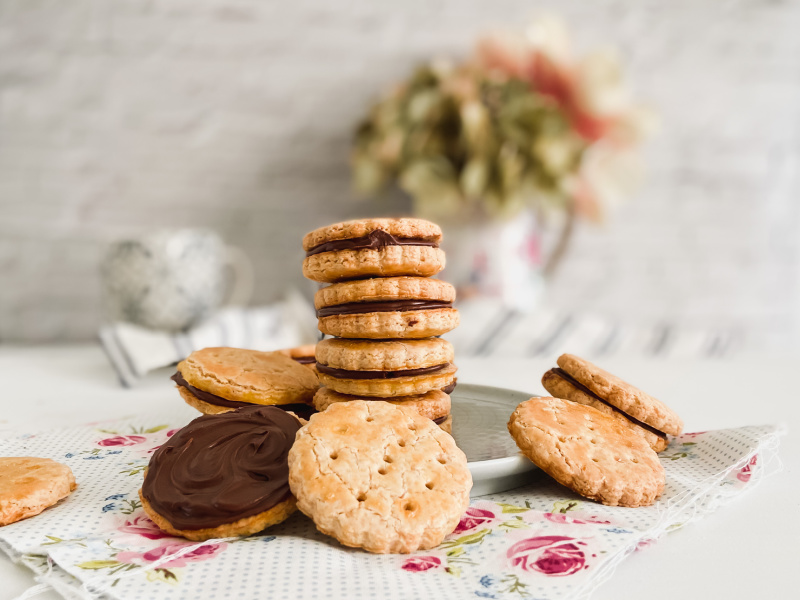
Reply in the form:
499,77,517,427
303,218,445,283
288,401,471,553
541,353,683,451
172,347,319,417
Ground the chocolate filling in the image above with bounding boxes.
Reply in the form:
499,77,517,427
316,363,448,379
291,355,317,365
317,299,452,318
441,380,457,395
306,229,439,257
141,405,301,530
171,372,316,420
550,368,667,438
433,415,448,425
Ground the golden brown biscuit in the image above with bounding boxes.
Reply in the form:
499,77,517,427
312,387,451,421
175,347,319,406
508,397,665,507
316,337,453,371
276,344,318,370
0,457,76,526
318,363,457,397
556,354,683,436
288,401,471,553
542,369,669,453
303,218,442,252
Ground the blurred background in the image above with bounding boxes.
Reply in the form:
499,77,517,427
1,0,798,362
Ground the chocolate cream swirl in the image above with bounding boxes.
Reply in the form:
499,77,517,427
316,299,452,318
141,406,301,530
306,229,439,257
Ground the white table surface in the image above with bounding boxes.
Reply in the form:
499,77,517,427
0,344,796,600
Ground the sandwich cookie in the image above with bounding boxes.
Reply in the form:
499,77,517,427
313,388,452,431
508,397,665,507
315,338,457,397
140,406,302,541
172,347,318,419
288,401,472,553
542,354,683,451
315,277,459,339
0,457,77,526
277,344,318,369
303,218,445,283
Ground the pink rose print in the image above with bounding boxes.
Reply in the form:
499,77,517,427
508,536,587,577
97,435,147,447
116,542,226,569
453,507,497,534
166,428,180,437
737,455,758,483
118,515,172,540
401,556,441,572
544,513,610,526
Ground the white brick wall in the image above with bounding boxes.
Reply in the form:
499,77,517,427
1,0,798,350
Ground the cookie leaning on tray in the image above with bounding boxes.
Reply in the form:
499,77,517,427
509,354,684,507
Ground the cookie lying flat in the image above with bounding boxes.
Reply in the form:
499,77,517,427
549,354,683,439
302,218,445,283
173,347,318,417
315,338,457,397
289,401,471,553
276,344,318,369
140,406,301,541
0,457,76,526
508,397,665,507
542,369,668,452
313,387,451,426
315,277,459,339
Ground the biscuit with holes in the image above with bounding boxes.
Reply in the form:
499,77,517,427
508,397,664,507
288,400,471,553
302,218,445,283
172,347,319,415
140,406,301,540
0,457,76,525
555,354,683,436
542,369,669,452
315,277,459,338
313,387,450,422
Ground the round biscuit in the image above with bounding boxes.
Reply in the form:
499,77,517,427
0,457,77,525
316,337,453,371
557,354,683,436
508,397,665,507
314,277,455,309
319,308,459,339
303,246,445,283
313,388,451,421
178,347,319,406
288,401,471,553
303,218,442,252
318,364,457,397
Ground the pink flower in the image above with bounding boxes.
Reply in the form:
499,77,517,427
97,435,147,447
117,542,226,569
737,455,758,483
544,513,610,525
508,536,586,577
401,556,441,572
453,507,496,534
118,515,171,540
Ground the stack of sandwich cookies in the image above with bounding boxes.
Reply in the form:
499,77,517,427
542,354,683,452
140,406,302,541
302,218,459,430
172,347,319,420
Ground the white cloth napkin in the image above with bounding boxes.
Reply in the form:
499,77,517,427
98,290,318,387
0,407,781,600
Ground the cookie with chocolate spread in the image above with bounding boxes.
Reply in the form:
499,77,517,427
288,400,471,553
315,338,457,397
315,276,459,339
0,457,76,526
313,387,451,425
173,347,318,417
276,344,318,369
508,397,665,507
302,218,446,283
140,406,302,541
546,354,683,440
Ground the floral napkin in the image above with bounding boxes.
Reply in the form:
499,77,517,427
0,405,781,600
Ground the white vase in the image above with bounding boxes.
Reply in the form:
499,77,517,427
440,211,546,312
